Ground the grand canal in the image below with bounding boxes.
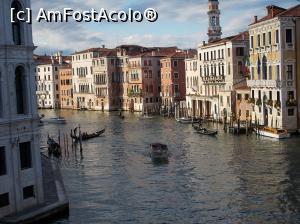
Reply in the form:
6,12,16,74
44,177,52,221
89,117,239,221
39,110,300,224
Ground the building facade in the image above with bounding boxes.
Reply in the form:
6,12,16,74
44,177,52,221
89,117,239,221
247,5,300,131
0,0,44,218
92,50,118,111
186,0,249,121
72,48,105,110
35,52,70,109
59,66,73,109
161,52,188,110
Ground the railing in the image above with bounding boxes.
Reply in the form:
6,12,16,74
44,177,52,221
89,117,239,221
247,79,283,88
128,91,143,97
201,75,225,84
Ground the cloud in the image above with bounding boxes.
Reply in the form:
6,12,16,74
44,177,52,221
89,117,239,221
30,0,297,54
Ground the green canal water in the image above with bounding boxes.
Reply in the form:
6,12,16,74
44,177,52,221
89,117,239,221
39,110,300,224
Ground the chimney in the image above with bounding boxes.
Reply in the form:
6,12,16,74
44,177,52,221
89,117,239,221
152,51,155,56
102,45,105,48
202,41,206,46
254,16,258,23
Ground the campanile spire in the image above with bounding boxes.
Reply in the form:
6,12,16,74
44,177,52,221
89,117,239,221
208,0,222,42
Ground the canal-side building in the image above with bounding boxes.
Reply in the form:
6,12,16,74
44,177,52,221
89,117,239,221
92,50,118,111
235,87,252,121
186,0,249,121
0,0,44,217
247,4,300,131
125,46,178,112
161,52,191,111
34,52,70,109
185,56,200,117
59,65,73,109
72,47,110,110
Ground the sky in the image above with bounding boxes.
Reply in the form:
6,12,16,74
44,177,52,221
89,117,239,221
30,0,298,55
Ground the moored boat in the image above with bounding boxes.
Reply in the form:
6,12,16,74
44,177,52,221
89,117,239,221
44,117,66,124
47,136,61,156
150,143,169,162
71,128,106,142
176,117,200,124
255,127,290,139
192,123,218,136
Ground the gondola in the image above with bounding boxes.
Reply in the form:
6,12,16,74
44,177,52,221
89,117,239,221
47,136,61,156
70,128,106,142
197,128,218,136
192,123,218,136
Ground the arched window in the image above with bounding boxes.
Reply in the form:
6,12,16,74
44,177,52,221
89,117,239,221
262,56,267,80
15,66,27,114
11,1,23,45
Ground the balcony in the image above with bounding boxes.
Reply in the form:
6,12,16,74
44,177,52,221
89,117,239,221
128,91,143,97
202,75,225,84
247,80,283,88
286,99,297,107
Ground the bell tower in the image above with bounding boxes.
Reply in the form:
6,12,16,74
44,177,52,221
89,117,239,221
207,0,222,42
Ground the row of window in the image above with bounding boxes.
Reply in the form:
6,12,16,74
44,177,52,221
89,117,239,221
73,53,93,61
201,64,225,77
250,63,293,81
61,79,72,85
0,185,35,209
0,143,35,208
250,29,293,49
36,66,58,73
162,72,179,79
186,61,198,72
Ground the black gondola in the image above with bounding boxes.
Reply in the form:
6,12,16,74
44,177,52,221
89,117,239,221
71,128,105,142
192,123,218,136
47,136,61,156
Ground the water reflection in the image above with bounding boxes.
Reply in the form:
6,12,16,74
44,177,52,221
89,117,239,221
39,110,300,224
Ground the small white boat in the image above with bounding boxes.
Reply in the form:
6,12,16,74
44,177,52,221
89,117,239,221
45,117,67,124
255,127,290,139
176,117,200,124
140,115,153,119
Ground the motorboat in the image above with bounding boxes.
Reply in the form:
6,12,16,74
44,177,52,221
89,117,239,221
255,127,290,139
45,117,66,124
150,143,169,162
176,117,200,124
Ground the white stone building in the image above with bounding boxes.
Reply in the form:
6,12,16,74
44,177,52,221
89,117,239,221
35,52,70,109
186,0,249,121
247,5,300,131
0,0,44,218
72,48,108,110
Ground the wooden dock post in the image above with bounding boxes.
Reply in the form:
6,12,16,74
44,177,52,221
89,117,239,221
58,130,61,148
79,126,83,155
